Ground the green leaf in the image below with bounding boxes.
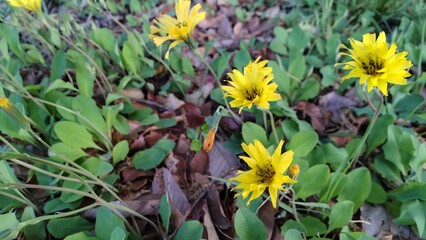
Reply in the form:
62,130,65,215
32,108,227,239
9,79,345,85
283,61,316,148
112,140,129,165
64,232,99,240
182,57,195,77
81,157,113,176
234,208,267,240
0,212,20,240
47,216,94,239
75,59,94,97
389,182,426,202
284,229,303,240
320,65,336,87
159,194,171,233
383,125,415,174
394,200,426,238
288,130,319,157
366,115,394,154
154,139,175,154
374,154,403,185
174,221,203,240
366,181,387,204
73,95,107,134
132,148,166,170
394,94,424,116
50,50,67,80
300,216,327,236
46,79,78,93
288,25,308,54
242,122,268,146
95,207,127,240
337,167,371,211
211,53,230,78
319,172,348,203
60,181,87,203
54,121,100,150
22,207,46,240
327,200,354,232
233,49,251,71
294,77,320,101
294,164,330,200
110,227,127,240
49,143,88,162
122,41,139,74
288,53,307,80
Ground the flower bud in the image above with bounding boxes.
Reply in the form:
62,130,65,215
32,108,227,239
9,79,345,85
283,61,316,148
289,164,300,179
203,128,216,153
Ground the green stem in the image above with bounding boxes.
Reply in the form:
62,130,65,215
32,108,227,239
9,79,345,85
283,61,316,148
191,47,242,123
0,190,40,214
265,109,279,144
321,94,384,202
343,95,383,173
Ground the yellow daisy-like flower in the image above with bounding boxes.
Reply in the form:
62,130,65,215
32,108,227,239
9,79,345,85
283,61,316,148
0,97,12,110
149,0,206,59
8,0,42,12
336,31,412,96
230,140,296,208
222,57,281,113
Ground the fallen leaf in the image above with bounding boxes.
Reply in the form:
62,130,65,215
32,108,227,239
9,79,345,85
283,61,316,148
208,142,241,179
190,151,209,174
203,205,220,240
319,91,357,122
296,101,326,133
258,201,276,240
206,187,232,230
183,103,205,128
152,168,190,215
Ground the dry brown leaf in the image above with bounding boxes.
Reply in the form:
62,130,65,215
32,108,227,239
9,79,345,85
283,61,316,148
203,205,220,240
319,91,357,122
208,142,241,179
258,201,276,240
152,168,190,215
190,151,209,174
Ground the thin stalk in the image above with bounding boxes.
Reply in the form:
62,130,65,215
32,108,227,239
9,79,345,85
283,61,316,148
322,94,384,202
265,109,279,144
0,190,40,214
343,95,383,173
191,47,241,123
7,159,100,185
5,183,95,199
33,98,113,149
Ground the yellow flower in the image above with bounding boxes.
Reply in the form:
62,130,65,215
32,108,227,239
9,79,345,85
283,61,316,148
149,0,206,59
222,58,281,113
0,97,12,110
336,32,412,96
8,0,42,12
230,140,296,208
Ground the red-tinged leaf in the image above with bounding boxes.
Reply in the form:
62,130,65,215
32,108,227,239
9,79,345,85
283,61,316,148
183,103,205,128
190,152,209,174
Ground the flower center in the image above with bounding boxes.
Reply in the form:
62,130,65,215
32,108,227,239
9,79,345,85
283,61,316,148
172,21,190,39
256,163,275,184
362,56,384,76
244,87,261,101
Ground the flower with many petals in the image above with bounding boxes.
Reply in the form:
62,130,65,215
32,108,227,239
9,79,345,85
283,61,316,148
222,57,281,113
230,140,296,208
8,0,42,12
336,32,412,96
149,0,206,59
